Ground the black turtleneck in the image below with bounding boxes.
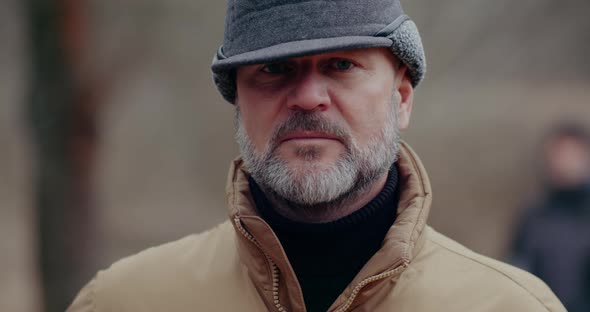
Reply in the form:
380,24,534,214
248,165,400,312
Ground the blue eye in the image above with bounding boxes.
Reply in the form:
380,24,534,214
333,60,354,70
261,62,291,74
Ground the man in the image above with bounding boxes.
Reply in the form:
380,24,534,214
69,0,565,311
512,123,590,312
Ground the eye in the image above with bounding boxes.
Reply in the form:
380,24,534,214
331,59,355,71
260,62,292,74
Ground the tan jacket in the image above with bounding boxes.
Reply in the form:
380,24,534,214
68,142,565,312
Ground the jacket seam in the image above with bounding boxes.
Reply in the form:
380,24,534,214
231,162,240,216
404,144,429,260
429,237,553,312
87,275,98,312
231,164,276,292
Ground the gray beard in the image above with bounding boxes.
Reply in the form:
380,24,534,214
235,103,401,216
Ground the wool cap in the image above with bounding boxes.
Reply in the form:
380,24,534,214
211,0,426,104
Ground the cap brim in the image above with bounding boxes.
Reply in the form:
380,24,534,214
211,36,393,71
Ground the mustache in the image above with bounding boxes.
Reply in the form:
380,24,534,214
268,111,352,152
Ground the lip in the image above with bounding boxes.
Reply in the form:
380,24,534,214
279,131,341,143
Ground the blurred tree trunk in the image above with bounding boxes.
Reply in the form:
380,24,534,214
26,0,99,311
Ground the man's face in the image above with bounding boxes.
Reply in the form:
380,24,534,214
235,48,413,207
545,136,590,187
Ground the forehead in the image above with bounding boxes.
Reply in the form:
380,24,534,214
238,47,396,68
548,135,590,148
546,136,590,157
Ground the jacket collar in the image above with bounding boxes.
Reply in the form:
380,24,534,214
226,141,432,311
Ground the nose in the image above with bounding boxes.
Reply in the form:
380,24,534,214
286,71,331,112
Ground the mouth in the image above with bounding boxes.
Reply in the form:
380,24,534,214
279,131,342,143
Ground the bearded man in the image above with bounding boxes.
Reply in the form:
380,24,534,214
69,0,565,311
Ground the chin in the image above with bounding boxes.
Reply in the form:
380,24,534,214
283,159,331,175
280,144,343,163
284,154,341,171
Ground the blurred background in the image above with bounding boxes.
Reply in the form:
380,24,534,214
2,0,590,311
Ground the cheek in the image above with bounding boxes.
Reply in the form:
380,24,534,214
237,85,273,151
238,97,285,154
335,83,394,143
240,109,270,152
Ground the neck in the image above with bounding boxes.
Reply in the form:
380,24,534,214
258,170,390,223
249,166,400,311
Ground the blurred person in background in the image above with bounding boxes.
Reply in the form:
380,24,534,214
68,0,565,311
512,123,590,312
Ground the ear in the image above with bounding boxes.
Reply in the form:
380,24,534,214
396,67,414,131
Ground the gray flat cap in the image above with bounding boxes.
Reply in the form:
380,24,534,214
211,0,426,104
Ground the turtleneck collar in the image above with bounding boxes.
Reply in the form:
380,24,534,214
249,164,399,234
248,164,400,312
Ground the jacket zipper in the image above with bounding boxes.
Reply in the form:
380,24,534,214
334,261,408,312
235,215,409,312
234,216,288,312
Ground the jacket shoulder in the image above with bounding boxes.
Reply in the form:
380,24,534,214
404,227,565,312
68,220,261,311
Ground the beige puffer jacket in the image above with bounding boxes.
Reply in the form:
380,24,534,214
68,142,566,312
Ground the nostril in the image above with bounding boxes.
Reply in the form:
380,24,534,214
288,100,329,112
316,103,329,111
289,103,326,113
